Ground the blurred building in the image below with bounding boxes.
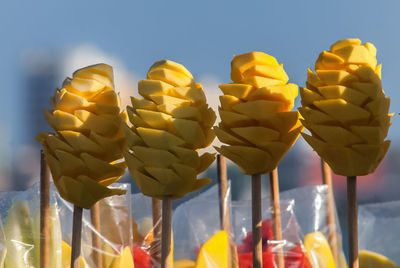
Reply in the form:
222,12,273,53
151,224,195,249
11,50,59,190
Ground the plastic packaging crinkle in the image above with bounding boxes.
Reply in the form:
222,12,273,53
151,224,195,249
0,182,135,268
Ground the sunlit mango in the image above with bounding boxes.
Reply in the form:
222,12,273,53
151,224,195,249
300,39,391,176
124,60,216,199
215,52,302,175
36,64,127,209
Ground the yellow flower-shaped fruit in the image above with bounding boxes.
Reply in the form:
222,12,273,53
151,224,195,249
215,52,303,175
124,60,216,199
36,64,127,209
300,39,391,176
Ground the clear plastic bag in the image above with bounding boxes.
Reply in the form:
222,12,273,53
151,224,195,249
359,200,400,266
281,185,347,268
0,182,133,268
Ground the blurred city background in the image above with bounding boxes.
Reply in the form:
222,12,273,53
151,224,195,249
1,0,400,254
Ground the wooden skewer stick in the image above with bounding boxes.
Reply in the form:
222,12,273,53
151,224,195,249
320,159,339,264
40,150,50,268
251,173,262,268
269,168,284,268
152,198,162,265
71,205,84,268
90,202,103,268
161,196,172,268
347,176,359,268
217,155,237,268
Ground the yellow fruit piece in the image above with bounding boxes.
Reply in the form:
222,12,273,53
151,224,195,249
220,95,243,111
61,241,87,268
59,130,102,154
298,107,335,125
314,99,370,124
240,76,284,88
258,111,300,134
219,83,253,99
197,153,216,173
175,260,196,268
171,106,202,121
214,126,248,146
232,126,280,145
330,38,362,51
305,122,362,146
316,70,358,85
334,45,377,68
304,232,336,268
150,94,192,106
359,250,398,268
195,231,228,268
150,59,193,79
219,110,255,127
215,145,273,175
173,86,207,104
315,51,344,70
138,79,174,98
300,87,323,106
247,84,297,108
232,100,285,120
137,127,185,150
145,166,181,185
132,146,179,168
171,119,206,149
135,109,172,130
148,68,193,87
109,246,135,268
317,85,368,106
242,64,289,83
44,110,87,132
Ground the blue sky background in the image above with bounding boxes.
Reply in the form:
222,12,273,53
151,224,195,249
1,0,400,145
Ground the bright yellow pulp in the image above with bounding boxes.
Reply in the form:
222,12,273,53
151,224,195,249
215,51,302,175
124,60,216,199
36,64,127,209
300,39,391,176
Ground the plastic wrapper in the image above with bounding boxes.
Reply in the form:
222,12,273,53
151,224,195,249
281,185,347,268
173,185,230,263
359,200,400,266
232,198,310,267
0,182,133,268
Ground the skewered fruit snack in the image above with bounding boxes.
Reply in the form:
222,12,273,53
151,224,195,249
215,51,303,175
359,250,398,268
36,64,127,209
124,60,217,199
300,39,391,176
236,219,312,268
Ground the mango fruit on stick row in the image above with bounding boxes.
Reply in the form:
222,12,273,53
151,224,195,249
300,38,391,176
123,60,217,199
215,51,303,175
300,38,392,268
215,51,302,268
36,63,127,209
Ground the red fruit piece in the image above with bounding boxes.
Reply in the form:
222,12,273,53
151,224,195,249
132,245,151,268
240,219,274,253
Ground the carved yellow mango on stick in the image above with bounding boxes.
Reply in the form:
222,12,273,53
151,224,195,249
36,64,127,209
215,52,303,175
300,39,391,176
124,60,216,199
